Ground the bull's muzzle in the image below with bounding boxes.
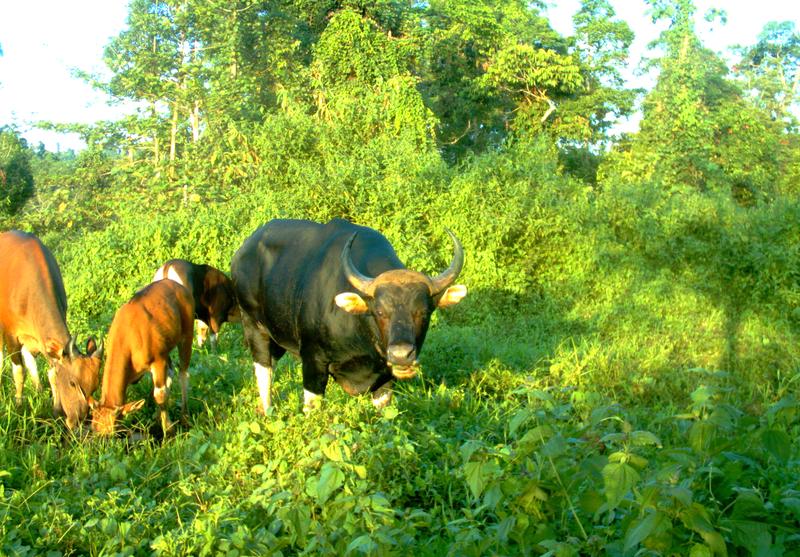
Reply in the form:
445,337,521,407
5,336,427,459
387,343,419,379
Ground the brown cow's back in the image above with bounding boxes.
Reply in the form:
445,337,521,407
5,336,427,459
0,231,69,354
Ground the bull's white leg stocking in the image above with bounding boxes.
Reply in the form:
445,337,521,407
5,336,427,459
254,362,273,413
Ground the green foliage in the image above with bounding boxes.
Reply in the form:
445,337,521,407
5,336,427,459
599,3,790,198
0,127,34,215
733,20,800,130
5,1,800,554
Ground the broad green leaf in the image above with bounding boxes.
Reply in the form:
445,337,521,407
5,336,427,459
781,497,800,519
731,490,766,519
602,461,640,509
322,440,344,462
628,453,649,469
690,544,713,557
519,425,554,447
689,421,717,453
624,510,669,551
630,430,662,447
541,434,568,457
516,480,548,514
761,429,791,463
460,440,484,464
251,464,267,475
316,463,345,505
464,460,500,498
726,519,772,555
346,534,377,555
681,504,728,556
509,409,532,436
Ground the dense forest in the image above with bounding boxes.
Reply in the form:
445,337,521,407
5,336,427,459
1,0,800,555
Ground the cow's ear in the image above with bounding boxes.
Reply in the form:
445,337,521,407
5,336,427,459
48,339,65,361
120,399,145,416
86,336,97,354
335,292,369,314
437,284,467,308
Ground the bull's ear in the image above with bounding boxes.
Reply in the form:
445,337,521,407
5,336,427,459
335,292,369,314
437,284,467,308
86,336,97,354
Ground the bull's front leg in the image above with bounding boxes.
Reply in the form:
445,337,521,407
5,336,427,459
300,350,329,414
240,313,282,414
371,380,394,409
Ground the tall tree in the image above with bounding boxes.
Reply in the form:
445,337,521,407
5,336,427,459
598,0,784,199
733,21,800,131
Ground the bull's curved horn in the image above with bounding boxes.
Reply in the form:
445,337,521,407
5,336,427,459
430,229,465,295
341,232,375,294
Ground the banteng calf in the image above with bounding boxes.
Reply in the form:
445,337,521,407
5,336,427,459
91,279,193,436
152,259,239,349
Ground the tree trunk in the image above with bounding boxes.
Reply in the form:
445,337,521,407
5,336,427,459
170,102,178,163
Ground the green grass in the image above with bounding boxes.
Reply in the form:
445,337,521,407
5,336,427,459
2,314,799,555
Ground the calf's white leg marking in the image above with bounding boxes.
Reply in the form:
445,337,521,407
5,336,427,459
196,321,209,347
153,385,168,404
12,362,25,405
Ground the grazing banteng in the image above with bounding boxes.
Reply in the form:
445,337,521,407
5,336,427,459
91,279,193,435
152,259,239,349
0,230,103,429
231,218,467,414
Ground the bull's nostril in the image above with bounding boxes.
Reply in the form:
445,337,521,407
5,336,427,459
387,343,416,364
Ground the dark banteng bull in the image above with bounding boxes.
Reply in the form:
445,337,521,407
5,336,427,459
90,279,194,436
152,259,239,349
231,218,467,413
0,230,102,429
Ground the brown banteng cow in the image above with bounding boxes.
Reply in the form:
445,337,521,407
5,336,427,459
0,230,103,429
91,279,193,436
152,259,239,349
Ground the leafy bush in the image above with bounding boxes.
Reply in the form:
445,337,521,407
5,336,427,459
0,127,34,215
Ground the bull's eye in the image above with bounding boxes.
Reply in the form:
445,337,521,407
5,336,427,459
69,381,77,388
375,307,386,318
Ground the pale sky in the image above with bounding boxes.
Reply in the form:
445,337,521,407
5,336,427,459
0,1,799,152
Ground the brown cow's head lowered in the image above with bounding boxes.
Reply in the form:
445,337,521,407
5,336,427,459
49,336,103,430
334,230,467,380
201,270,241,338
